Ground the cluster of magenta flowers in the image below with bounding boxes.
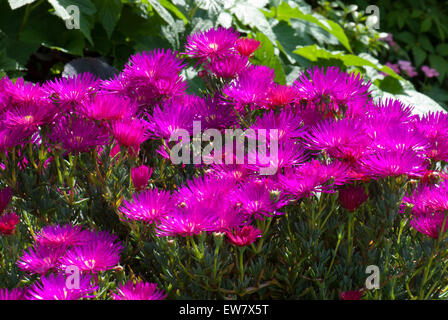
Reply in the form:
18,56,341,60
1,26,448,300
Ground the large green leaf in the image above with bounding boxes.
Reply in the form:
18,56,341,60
264,1,352,53
293,45,403,80
93,0,122,39
47,0,97,45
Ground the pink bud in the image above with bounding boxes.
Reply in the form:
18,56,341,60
131,165,152,191
340,290,362,300
338,185,368,212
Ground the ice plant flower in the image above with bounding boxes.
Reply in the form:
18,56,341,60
17,245,66,275
248,110,304,143
236,37,260,57
0,288,26,300
0,212,20,235
185,27,239,61
338,185,368,212
27,273,97,300
205,53,248,79
131,165,152,191
226,225,262,247
43,73,100,109
119,188,172,224
111,118,149,154
58,233,123,273
267,84,299,108
121,49,186,105
33,224,84,248
111,281,166,300
82,94,137,121
410,212,448,239
49,116,110,153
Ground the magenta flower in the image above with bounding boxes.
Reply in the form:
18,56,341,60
17,245,67,275
2,77,48,109
111,118,149,154
226,225,262,247
293,67,371,116
0,187,12,214
236,37,260,57
304,118,372,161
131,165,152,191
111,281,166,300
267,84,299,108
360,149,427,178
34,224,84,248
43,73,100,109
222,65,275,111
366,98,414,127
27,273,97,300
119,188,173,224
410,212,448,239
249,110,304,143
122,49,186,105
82,94,137,121
205,53,248,79
0,212,19,235
402,180,448,216
232,180,287,219
0,288,26,300
185,27,239,61
338,185,368,212
3,103,56,133
58,232,123,273
49,116,110,153
156,206,219,237
421,65,439,78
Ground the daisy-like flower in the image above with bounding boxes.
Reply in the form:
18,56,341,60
0,187,12,214
293,66,371,116
366,98,414,126
81,94,137,122
195,97,238,130
248,110,304,143
222,65,275,111
156,206,219,237
304,118,372,162
370,124,428,154
359,149,427,178
111,281,166,300
236,37,260,57
410,212,448,239
204,53,248,79
402,180,448,216
338,185,368,212
111,118,149,153
226,225,262,247
17,245,66,275
122,49,186,105
27,273,97,300
0,212,20,235
232,180,287,219
119,188,172,224
100,73,127,96
209,163,255,183
131,165,152,191
0,288,26,300
267,84,299,108
146,95,200,139
185,27,239,61
43,73,100,110
413,111,448,162
49,116,110,153
33,224,85,248
1,77,48,109
3,103,56,133
58,230,123,273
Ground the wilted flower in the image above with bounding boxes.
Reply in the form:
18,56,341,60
340,290,363,300
338,185,368,212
